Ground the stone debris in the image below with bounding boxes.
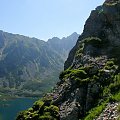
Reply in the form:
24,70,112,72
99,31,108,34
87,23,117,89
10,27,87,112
95,102,119,120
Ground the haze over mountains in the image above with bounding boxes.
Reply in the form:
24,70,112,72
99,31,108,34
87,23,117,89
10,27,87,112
0,30,79,97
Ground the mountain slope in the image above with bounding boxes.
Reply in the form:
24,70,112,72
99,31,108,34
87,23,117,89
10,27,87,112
0,30,79,97
48,32,79,61
16,0,120,119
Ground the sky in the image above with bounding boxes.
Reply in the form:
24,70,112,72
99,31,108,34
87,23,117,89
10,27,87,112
0,0,105,41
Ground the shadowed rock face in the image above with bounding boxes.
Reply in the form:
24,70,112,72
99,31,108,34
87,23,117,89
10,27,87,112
59,1,120,119
16,0,120,120
53,1,120,119
65,0,120,70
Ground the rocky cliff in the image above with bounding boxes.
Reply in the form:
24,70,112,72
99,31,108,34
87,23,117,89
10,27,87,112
16,0,120,119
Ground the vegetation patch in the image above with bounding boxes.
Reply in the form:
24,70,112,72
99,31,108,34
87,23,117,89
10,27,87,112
59,68,88,81
16,99,59,120
84,37,102,48
75,42,84,58
84,100,108,120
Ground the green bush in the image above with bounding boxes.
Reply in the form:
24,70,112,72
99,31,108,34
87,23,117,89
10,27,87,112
39,115,53,120
84,65,95,74
109,74,120,93
33,100,44,111
84,37,102,47
106,60,114,67
59,69,87,80
117,116,120,120
75,43,84,58
59,69,71,80
44,105,59,118
93,75,99,81
109,92,120,102
70,69,87,79
16,110,39,120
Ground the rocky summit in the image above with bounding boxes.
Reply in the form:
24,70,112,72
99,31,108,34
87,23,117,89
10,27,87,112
16,0,120,120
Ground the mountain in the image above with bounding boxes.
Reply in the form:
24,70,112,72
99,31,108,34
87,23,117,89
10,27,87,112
48,32,79,61
0,30,79,97
17,0,120,119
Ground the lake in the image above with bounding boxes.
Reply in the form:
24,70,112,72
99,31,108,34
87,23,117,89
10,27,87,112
0,98,38,120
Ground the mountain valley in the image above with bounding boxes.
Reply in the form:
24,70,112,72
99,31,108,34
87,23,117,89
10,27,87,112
0,31,79,97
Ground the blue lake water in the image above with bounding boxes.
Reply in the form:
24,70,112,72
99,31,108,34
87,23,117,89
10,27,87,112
0,98,38,120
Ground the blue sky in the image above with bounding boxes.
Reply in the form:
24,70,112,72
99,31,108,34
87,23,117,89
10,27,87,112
0,0,105,41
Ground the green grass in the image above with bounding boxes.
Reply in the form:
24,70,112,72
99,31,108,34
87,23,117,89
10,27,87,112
84,101,108,120
117,116,120,120
83,71,120,120
59,69,87,80
84,92,120,120
118,104,120,113
109,92,120,102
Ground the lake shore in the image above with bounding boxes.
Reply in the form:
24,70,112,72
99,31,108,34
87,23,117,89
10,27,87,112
0,97,39,120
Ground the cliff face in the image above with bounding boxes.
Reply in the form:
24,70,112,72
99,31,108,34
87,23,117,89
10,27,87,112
65,0,120,70
17,0,120,120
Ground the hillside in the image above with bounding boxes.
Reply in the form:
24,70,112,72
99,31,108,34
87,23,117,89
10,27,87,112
0,31,79,97
16,0,120,119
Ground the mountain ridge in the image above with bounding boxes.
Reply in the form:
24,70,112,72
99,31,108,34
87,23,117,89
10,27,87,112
0,30,79,97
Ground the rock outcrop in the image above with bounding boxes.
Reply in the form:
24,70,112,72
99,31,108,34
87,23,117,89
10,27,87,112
16,0,120,119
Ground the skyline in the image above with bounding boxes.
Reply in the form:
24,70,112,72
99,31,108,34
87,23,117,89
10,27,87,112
0,0,105,41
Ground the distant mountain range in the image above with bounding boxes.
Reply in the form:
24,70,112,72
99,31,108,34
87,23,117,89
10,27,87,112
0,30,79,97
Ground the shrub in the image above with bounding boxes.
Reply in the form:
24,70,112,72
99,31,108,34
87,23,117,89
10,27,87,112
39,115,53,120
33,100,44,111
93,75,99,81
44,105,59,117
84,37,102,47
59,69,87,80
106,60,114,67
75,43,84,58
59,69,71,80
16,110,39,120
16,111,25,120
109,74,120,93
84,65,94,74
70,69,87,79
28,107,33,112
